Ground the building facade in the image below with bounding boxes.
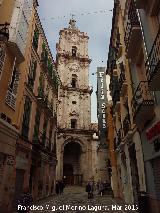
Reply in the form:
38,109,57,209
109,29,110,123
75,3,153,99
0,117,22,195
134,0,160,212
107,0,146,205
106,101,120,198
107,0,160,212
56,19,98,185
0,1,58,211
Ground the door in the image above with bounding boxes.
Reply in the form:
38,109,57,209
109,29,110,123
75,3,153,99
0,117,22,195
129,144,140,204
13,169,25,208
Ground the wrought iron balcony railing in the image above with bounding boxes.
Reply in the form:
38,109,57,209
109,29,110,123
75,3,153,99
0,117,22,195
33,132,52,151
124,0,141,57
5,88,16,109
145,27,160,90
131,81,155,129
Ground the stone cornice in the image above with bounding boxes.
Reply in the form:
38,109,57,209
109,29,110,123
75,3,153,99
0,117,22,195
59,29,89,39
57,53,91,64
60,85,93,94
57,127,94,135
0,118,19,138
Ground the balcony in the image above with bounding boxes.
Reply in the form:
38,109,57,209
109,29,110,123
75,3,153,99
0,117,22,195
33,132,51,152
5,89,16,110
7,21,26,63
37,89,53,116
145,27,160,91
119,63,128,96
132,81,155,130
124,1,141,58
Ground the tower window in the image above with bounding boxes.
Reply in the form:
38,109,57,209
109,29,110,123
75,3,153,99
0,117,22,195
71,74,77,88
72,46,77,57
72,101,76,104
71,119,77,129
71,78,76,88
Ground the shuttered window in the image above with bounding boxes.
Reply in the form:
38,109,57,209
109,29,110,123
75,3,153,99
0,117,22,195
0,43,5,80
33,110,41,141
21,97,32,139
16,0,33,55
5,58,19,109
27,58,37,91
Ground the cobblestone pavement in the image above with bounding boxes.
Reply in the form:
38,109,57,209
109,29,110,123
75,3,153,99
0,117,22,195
31,186,139,213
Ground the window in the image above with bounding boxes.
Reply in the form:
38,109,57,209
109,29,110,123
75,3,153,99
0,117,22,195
5,59,19,109
16,7,28,54
27,58,37,91
72,46,77,57
33,109,41,141
71,119,77,129
38,74,44,97
72,101,76,104
42,118,48,145
48,123,53,150
71,78,76,88
22,97,32,139
71,74,77,88
32,26,39,51
0,43,5,80
41,43,48,63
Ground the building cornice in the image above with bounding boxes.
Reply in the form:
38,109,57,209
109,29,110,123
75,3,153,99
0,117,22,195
60,85,93,95
58,127,94,135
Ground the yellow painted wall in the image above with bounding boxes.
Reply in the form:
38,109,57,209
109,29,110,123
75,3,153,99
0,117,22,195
0,0,15,23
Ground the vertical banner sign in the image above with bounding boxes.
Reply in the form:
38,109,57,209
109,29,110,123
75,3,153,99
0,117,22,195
97,67,108,148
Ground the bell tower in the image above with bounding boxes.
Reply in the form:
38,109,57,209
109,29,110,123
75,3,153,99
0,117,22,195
56,19,95,184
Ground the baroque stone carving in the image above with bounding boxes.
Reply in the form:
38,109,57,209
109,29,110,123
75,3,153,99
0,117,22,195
69,63,79,72
69,110,79,117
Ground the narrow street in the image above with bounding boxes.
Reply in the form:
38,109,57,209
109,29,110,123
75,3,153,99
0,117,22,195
31,186,139,213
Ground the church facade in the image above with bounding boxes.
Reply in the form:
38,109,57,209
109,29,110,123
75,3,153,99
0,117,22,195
56,19,99,185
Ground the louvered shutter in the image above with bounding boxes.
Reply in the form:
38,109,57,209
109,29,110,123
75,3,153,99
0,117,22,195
0,43,5,80
12,69,20,95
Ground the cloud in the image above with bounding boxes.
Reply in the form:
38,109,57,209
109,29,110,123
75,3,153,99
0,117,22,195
38,0,114,122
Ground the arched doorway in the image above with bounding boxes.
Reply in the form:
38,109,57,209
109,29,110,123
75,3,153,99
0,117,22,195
63,142,82,185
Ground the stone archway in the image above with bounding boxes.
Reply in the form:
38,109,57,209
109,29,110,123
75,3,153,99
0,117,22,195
63,141,83,185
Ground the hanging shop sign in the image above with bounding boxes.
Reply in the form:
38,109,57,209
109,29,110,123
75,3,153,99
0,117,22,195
97,67,108,148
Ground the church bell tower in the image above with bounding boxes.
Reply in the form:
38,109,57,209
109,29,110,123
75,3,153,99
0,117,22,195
56,19,95,184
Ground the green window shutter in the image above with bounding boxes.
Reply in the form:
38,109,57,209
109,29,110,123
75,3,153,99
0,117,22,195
22,97,32,139
33,61,37,81
28,59,37,90
42,42,45,51
33,110,41,141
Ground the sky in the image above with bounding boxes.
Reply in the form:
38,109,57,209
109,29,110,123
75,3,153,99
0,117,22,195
38,0,114,122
